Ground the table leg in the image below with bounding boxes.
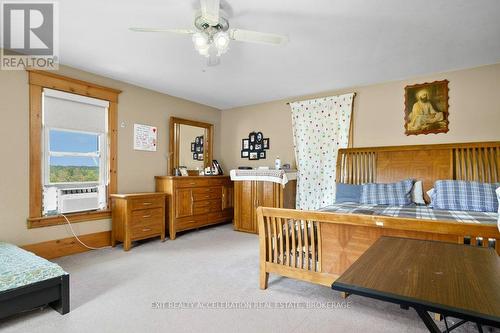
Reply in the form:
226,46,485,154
414,308,441,333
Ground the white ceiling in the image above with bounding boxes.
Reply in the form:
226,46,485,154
55,0,500,109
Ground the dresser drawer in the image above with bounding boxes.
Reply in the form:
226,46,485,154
176,179,210,188
207,210,232,223
131,223,162,239
131,208,163,225
176,215,208,230
130,208,163,238
192,199,221,215
130,196,164,210
192,187,222,201
209,178,227,186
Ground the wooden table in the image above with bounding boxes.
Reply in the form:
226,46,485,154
332,237,500,333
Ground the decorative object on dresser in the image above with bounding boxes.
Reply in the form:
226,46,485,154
404,80,449,136
155,176,233,240
110,193,167,251
241,131,270,160
230,169,297,234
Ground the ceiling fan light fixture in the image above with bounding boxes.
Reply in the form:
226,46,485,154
213,31,230,53
192,32,209,49
197,44,211,57
130,0,289,66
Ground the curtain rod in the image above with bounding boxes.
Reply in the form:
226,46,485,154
285,92,356,105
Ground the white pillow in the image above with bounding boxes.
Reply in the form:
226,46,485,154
411,181,426,205
426,188,435,207
496,187,500,232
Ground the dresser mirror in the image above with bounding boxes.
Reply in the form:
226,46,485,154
169,117,213,175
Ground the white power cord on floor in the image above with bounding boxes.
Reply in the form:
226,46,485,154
61,214,111,250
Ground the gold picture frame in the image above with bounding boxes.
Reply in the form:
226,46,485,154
404,80,449,135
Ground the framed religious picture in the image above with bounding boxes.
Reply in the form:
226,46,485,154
191,142,195,152
241,150,249,158
259,151,266,159
197,153,204,161
249,144,254,151
249,132,256,143
193,153,198,160
404,80,449,135
254,143,263,151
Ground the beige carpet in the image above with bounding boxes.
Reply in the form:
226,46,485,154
0,224,495,333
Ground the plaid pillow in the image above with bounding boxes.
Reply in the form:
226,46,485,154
434,180,500,212
360,179,414,206
496,187,500,232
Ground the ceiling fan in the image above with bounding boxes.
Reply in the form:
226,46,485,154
130,0,288,66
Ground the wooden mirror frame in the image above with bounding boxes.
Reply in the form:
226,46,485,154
169,117,213,175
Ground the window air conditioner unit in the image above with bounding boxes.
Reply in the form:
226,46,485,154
57,187,100,214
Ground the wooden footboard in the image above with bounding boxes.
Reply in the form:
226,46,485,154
257,207,500,289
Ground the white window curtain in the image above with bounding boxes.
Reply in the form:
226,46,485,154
290,93,355,210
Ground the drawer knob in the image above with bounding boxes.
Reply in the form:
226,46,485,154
143,202,153,205
142,228,152,232
143,214,152,218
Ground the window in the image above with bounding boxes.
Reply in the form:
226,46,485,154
28,70,120,228
41,88,109,216
45,129,101,185
47,129,102,184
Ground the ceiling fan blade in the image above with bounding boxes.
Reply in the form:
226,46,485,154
229,29,288,45
129,27,195,35
200,0,220,25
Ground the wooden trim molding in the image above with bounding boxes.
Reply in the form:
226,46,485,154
22,231,111,259
27,70,121,228
28,70,121,102
28,210,111,229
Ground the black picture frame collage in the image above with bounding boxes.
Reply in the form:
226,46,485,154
191,136,204,161
241,131,270,160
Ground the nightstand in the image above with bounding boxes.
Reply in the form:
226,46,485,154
110,193,167,251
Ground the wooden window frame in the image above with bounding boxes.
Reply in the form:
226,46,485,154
27,70,121,228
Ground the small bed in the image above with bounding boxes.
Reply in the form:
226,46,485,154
257,142,500,289
0,242,69,319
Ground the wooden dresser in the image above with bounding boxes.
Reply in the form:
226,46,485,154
233,180,296,234
155,176,233,239
110,193,167,251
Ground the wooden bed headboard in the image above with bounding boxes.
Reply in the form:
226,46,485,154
336,142,500,200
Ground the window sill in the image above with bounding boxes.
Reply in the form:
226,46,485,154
27,210,111,229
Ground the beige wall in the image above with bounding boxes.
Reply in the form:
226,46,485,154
2,62,500,246
220,63,500,170
0,66,221,245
